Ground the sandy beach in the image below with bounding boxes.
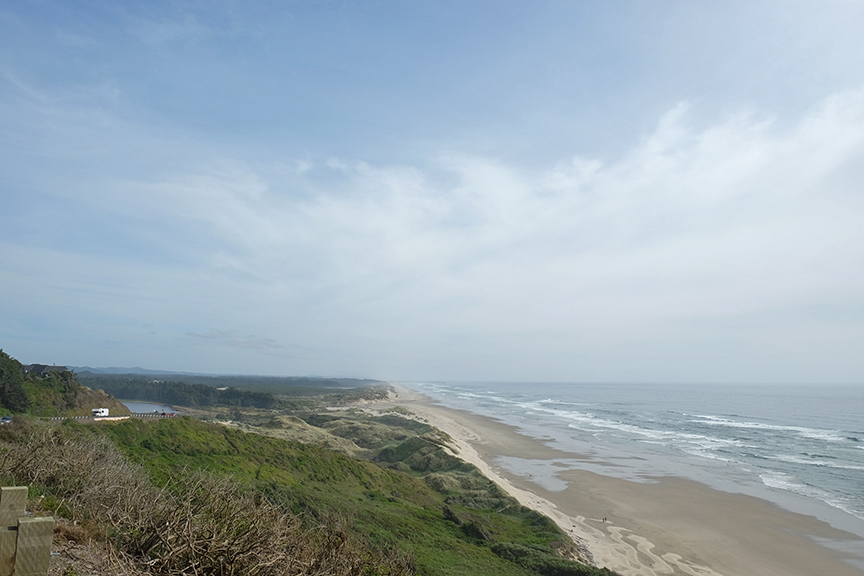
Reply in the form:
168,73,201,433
362,384,864,576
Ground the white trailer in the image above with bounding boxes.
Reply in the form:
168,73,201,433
92,408,109,417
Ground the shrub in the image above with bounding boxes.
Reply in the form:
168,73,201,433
491,542,615,576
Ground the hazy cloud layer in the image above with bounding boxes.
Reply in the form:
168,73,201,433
2,2,864,382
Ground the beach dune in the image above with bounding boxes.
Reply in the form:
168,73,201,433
365,385,864,576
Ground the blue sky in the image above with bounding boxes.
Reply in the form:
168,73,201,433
2,1,864,382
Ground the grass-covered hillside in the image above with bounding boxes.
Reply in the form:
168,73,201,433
0,353,618,575
0,350,129,417
0,415,617,576
0,418,411,576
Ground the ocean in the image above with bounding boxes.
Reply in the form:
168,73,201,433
408,381,864,542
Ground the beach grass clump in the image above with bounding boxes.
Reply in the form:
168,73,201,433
378,406,416,417
376,436,475,473
295,412,434,451
369,413,435,434
431,477,516,512
491,543,616,576
320,419,410,449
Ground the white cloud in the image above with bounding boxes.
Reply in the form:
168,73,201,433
122,91,863,342
3,84,864,380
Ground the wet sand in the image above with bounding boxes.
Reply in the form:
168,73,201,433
365,385,864,576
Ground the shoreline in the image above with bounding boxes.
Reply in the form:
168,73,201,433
364,384,864,576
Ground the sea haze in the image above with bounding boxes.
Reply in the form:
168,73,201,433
409,381,864,541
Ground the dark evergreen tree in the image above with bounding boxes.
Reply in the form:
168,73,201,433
0,350,29,412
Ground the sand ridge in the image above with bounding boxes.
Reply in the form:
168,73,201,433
357,384,864,576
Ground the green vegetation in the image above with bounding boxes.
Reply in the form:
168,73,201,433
77,373,381,394
492,543,615,576
0,350,28,412
77,372,393,411
88,411,611,576
0,419,411,576
0,350,128,417
0,351,617,575
72,417,601,575
79,376,280,409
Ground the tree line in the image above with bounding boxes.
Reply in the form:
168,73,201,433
80,375,279,409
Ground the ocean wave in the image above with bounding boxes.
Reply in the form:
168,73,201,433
564,419,747,453
416,382,864,526
681,449,737,463
513,402,752,454
536,398,591,408
759,471,864,521
770,454,864,471
692,415,848,442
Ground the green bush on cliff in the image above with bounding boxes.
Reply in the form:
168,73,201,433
491,543,616,576
0,350,29,412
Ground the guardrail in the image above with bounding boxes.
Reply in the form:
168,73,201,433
41,413,178,421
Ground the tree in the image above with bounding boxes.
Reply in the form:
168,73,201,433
0,350,29,412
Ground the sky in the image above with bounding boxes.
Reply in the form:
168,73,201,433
2,1,864,383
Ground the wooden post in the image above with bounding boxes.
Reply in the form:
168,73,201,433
14,518,53,576
0,487,26,527
0,488,52,576
0,487,26,576
0,528,15,576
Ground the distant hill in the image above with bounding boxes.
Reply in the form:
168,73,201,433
77,371,383,396
71,365,204,376
70,366,379,383
0,350,130,416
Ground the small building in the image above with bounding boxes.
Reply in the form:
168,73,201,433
22,364,69,377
